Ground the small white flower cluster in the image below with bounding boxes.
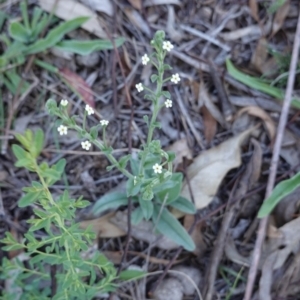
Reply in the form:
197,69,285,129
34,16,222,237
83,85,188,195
136,83,144,93
60,99,68,106
153,163,162,174
171,73,180,84
165,99,172,108
100,120,109,126
85,104,94,115
57,125,67,135
141,54,150,65
81,141,91,151
162,41,174,52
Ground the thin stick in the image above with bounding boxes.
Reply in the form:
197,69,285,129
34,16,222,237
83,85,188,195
243,10,300,300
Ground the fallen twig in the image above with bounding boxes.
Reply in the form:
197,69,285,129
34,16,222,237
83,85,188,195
243,8,300,300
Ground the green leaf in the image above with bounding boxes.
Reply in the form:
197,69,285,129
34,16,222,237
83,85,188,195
153,206,195,251
162,91,171,98
130,157,140,175
139,198,153,221
24,17,89,55
143,153,161,170
54,159,66,174
119,154,131,169
93,192,128,214
12,144,28,161
9,22,29,43
90,126,99,140
166,151,175,162
131,207,143,225
19,192,40,207
32,129,44,157
151,74,158,83
258,171,300,218
56,38,125,55
119,270,146,281
15,157,34,169
169,196,196,214
153,173,183,203
226,59,300,109
126,177,141,197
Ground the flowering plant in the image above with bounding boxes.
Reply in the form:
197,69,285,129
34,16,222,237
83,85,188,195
46,30,196,251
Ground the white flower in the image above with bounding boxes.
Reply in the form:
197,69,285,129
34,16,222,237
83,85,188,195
135,83,144,93
60,99,68,106
57,125,68,135
165,99,172,108
100,120,109,126
141,54,150,65
162,41,174,52
81,140,91,150
153,163,162,174
85,104,94,115
171,73,180,84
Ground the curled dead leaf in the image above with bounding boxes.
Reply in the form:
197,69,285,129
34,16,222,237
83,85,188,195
59,68,95,108
181,128,255,210
237,106,276,142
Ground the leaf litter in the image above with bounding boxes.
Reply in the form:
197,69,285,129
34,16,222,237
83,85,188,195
2,0,300,299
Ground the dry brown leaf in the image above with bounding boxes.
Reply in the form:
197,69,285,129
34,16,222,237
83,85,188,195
166,5,183,42
111,211,178,250
80,0,113,16
167,138,192,168
128,0,142,10
201,106,217,144
251,38,268,73
79,212,126,238
274,186,300,227
272,0,290,36
249,0,259,22
38,0,107,38
181,128,255,209
124,8,151,37
237,106,276,141
220,25,261,41
144,0,181,6
184,214,206,257
199,82,226,128
59,68,95,108
259,216,300,299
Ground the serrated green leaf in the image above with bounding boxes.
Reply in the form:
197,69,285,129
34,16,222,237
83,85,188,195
119,269,146,281
169,196,196,214
19,192,40,207
258,171,300,218
24,17,89,55
56,37,125,55
153,206,195,251
93,192,128,214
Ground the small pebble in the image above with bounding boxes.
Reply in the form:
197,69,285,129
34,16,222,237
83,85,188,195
171,265,202,295
153,278,183,300
76,52,100,67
